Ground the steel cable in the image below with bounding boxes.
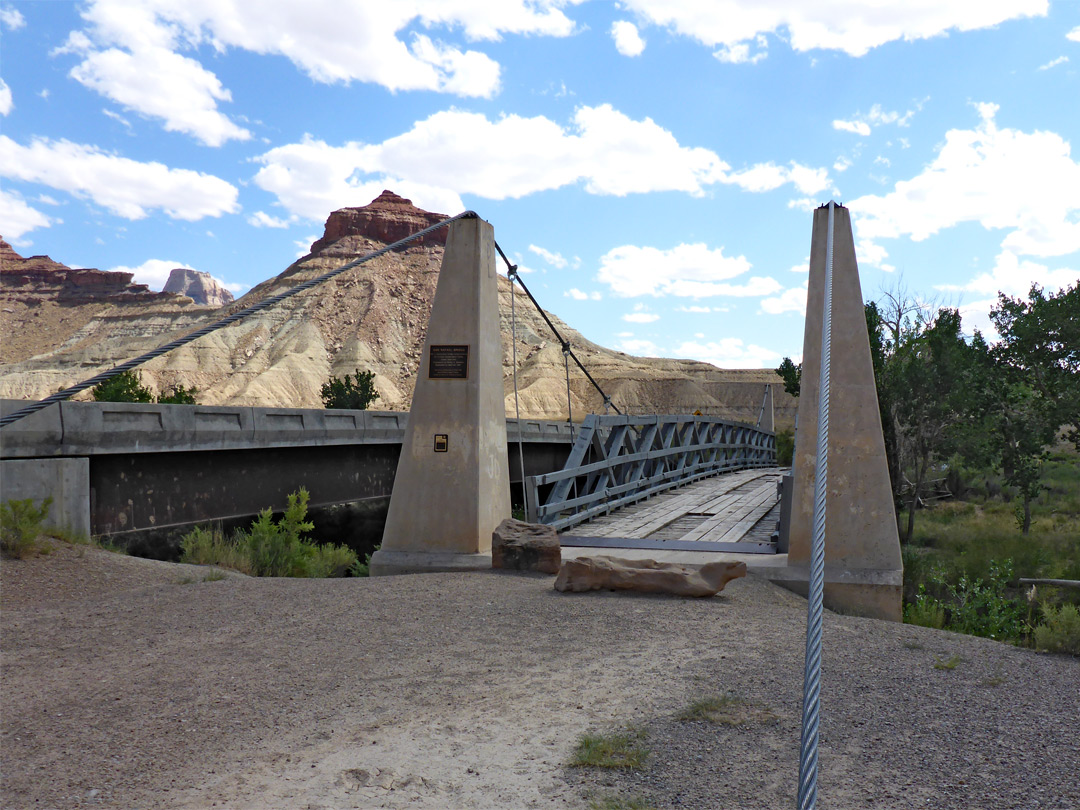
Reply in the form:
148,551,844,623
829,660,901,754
493,240,621,416
797,201,836,809
508,266,529,516
0,211,477,429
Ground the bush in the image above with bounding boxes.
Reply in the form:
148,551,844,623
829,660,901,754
158,385,198,404
1,497,52,558
91,371,198,404
903,587,945,629
179,488,358,578
1033,603,1080,655
321,369,379,410
349,545,379,577
91,370,154,403
179,525,251,574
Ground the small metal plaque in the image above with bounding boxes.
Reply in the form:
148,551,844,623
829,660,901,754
428,345,469,379
433,434,449,452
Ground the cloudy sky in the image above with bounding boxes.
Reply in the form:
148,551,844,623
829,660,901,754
1,1,1077,368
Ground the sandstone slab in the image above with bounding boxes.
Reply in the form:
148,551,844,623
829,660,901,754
491,518,561,574
554,556,746,597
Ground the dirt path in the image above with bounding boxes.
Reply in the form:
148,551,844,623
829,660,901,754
2,544,1078,809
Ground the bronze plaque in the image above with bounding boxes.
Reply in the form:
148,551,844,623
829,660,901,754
428,345,469,379
433,434,448,453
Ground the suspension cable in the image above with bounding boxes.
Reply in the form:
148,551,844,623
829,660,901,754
797,201,836,810
507,265,529,516
0,211,478,429
493,240,620,416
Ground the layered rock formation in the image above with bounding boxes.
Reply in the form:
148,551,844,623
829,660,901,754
0,195,797,426
163,268,234,307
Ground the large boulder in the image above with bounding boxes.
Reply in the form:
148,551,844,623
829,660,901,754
491,518,561,574
554,556,746,597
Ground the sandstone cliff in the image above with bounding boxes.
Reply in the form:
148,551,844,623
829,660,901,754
0,196,796,426
163,269,234,307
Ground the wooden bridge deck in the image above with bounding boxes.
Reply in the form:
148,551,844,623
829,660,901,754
559,468,785,555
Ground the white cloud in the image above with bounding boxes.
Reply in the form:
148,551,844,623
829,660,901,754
616,338,662,357
852,103,1080,258
760,281,809,315
0,78,11,115
672,339,781,369
1068,26,1080,42
108,258,246,294
833,156,852,172
54,1,587,146
677,305,712,313
1038,55,1068,71
714,35,768,64
254,107,830,220
597,242,752,297
833,119,870,136
623,0,1045,57
62,36,252,146
0,189,53,241
102,108,131,128
295,234,319,258
565,288,588,300
935,250,1078,299
0,5,25,30
108,258,193,289
529,244,568,268
0,136,240,221
623,312,660,323
787,197,817,212
248,211,294,229
611,21,646,57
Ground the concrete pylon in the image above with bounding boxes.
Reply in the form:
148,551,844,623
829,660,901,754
370,216,511,575
773,203,903,621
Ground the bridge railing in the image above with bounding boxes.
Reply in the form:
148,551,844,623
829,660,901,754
525,413,776,531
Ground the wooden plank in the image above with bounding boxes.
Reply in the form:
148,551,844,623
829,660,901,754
560,535,776,554
675,481,777,543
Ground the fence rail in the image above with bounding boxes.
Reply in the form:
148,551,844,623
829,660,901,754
525,413,776,531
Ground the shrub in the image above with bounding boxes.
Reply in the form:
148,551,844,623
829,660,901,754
904,587,946,629
91,371,154,403
349,545,379,577
158,385,198,404
321,369,379,410
1033,603,1080,655
179,525,251,574
178,489,357,578
1,497,52,558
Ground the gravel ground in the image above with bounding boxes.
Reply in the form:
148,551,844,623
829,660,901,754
2,542,1078,810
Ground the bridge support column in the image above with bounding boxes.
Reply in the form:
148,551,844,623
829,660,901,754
778,204,903,621
370,215,511,576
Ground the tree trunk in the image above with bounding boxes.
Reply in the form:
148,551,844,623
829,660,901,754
1022,495,1032,535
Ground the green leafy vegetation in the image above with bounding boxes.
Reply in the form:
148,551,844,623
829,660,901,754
1,497,53,558
179,489,358,577
775,427,794,466
1033,603,1080,655
348,545,379,577
570,728,649,770
321,369,379,410
91,370,198,404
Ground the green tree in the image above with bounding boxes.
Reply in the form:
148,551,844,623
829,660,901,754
982,283,1080,533
91,371,154,403
775,357,800,398
320,369,379,410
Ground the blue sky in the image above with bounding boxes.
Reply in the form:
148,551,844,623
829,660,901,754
1,1,1078,368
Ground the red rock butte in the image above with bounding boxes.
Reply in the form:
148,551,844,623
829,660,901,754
308,191,451,255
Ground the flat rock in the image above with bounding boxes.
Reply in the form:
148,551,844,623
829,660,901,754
553,555,746,597
491,518,561,574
